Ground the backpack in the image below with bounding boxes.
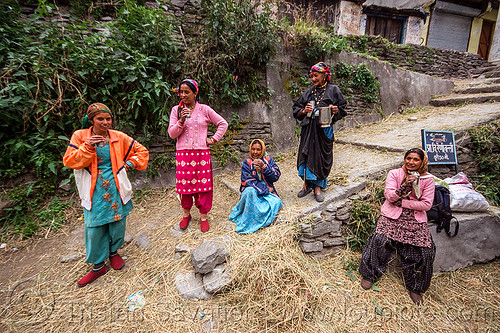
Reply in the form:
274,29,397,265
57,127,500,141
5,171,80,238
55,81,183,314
427,185,459,237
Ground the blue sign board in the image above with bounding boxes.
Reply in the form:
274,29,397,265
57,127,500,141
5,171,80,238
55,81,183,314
421,130,458,172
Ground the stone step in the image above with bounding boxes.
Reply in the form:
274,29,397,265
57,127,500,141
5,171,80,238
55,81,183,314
430,209,500,273
472,69,500,79
299,179,367,217
430,93,500,106
453,84,500,94
469,64,500,75
452,77,500,91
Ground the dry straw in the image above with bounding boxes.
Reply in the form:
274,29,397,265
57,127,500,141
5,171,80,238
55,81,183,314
1,178,499,332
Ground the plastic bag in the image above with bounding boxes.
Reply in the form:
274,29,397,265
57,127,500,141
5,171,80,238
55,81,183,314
444,172,490,212
127,290,145,312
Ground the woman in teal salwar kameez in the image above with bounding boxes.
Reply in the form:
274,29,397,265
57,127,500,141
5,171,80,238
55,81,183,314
63,103,149,287
83,143,133,264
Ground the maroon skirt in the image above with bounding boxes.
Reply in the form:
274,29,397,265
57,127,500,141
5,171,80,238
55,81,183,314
176,149,213,194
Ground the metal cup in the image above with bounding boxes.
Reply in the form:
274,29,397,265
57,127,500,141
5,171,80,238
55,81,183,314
318,106,332,127
307,101,314,118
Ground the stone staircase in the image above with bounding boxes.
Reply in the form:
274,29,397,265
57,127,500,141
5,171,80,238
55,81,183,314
430,63,500,106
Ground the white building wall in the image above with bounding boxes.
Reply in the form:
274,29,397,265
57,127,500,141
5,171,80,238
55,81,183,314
336,1,363,36
405,16,425,45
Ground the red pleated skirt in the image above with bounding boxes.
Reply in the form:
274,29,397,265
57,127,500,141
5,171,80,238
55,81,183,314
175,149,213,194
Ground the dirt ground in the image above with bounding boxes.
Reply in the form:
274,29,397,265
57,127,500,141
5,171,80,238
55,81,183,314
1,162,499,332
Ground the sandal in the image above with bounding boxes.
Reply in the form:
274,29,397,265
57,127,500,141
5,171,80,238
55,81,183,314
315,191,324,202
297,187,312,198
179,215,191,230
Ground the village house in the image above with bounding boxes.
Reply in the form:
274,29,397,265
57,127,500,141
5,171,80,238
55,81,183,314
288,0,500,61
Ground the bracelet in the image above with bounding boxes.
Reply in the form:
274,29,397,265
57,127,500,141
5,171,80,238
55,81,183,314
178,120,185,126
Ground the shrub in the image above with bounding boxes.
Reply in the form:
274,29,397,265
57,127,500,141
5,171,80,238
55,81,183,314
0,1,180,179
184,0,278,108
333,62,380,104
468,120,500,205
346,181,385,252
282,16,346,63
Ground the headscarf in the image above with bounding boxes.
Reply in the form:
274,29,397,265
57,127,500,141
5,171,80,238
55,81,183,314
402,147,431,198
402,147,428,176
177,79,200,109
249,139,266,159
249,139,267,181
82,103,112,129
310,62,331,82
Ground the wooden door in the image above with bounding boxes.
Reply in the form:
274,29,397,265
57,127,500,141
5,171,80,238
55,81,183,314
366,16,404,44
479,20,494,60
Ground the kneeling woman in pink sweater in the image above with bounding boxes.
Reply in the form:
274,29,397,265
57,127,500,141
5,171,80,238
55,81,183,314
359,147,435,305
168,79,228,232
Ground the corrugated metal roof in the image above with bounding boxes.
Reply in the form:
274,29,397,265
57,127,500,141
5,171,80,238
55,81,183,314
363,0,432,10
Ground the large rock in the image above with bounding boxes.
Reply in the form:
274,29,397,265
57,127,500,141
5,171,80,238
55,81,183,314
318,235,346,247
202,263,232,294
299,241,323,253
191,239,230,274
431,211,500,272
135,233,151,250
301,220,341,238
175,244,192,253
311,245,343,259
175,270,211,300
311,221,340,237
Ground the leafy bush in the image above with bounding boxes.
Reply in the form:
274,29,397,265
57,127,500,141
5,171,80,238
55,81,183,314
347,201,377,252
346,181,385,252
0,184,73,239
333,62,380,104
184,0,278,108
0,1,181,237
284,67,310,99
147,153,176,179
282,17,346,63
468,120,500,205
0,1,180,180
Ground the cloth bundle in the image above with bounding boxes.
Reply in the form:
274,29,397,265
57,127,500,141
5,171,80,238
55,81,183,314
444,172,490,212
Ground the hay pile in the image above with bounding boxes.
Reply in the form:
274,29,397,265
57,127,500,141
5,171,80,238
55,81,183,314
1,181,499,332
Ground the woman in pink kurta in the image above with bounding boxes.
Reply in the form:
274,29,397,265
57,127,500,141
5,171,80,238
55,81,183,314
359,148,435,305
168,79,228,232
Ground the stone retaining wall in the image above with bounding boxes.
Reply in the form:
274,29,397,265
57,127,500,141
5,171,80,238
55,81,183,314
347,36,490,79
298,193,369,258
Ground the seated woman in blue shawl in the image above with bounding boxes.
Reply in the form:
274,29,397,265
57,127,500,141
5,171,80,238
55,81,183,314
229,139,282,234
